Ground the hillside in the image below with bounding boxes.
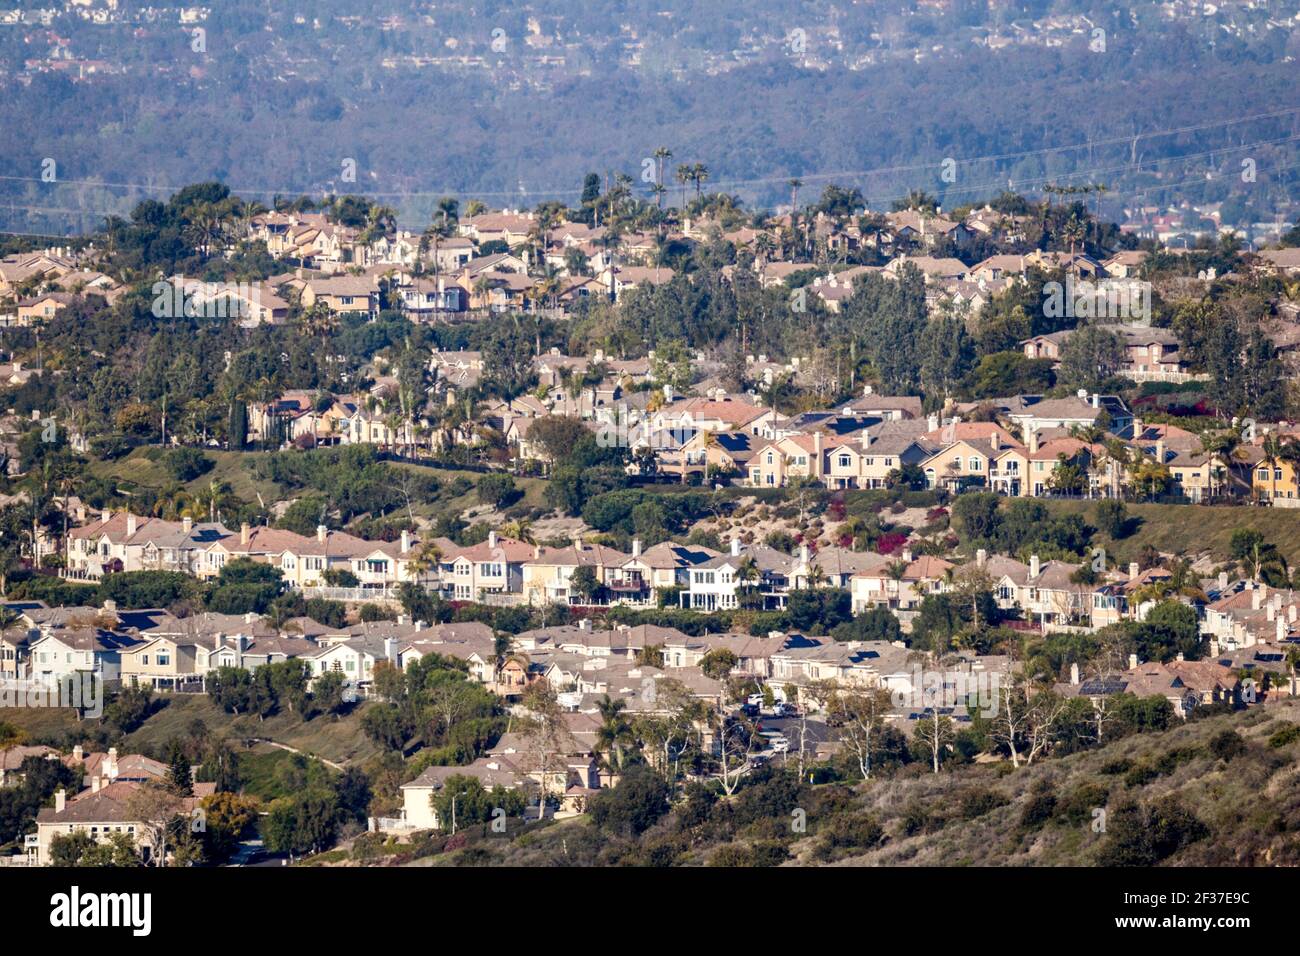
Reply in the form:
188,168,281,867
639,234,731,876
2,695,381,769
1041,499,1300,569
402,702,1300,868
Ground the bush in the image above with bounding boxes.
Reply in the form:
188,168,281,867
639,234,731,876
1208,729,1247,761
1268,722,1300,748
476,473,518,508
959,786,1009,820
163,447,214,482
588,765,670,836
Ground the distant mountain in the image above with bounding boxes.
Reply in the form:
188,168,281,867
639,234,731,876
1,0,1298,234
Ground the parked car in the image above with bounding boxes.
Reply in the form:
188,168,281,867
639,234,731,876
770,736,790,753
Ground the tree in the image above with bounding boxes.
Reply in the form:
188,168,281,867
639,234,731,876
519,682,574,819
476,473,518,509
166,741,194,796
822,683,893,780
199,792,258,862
993,672,1068,768
568,565,602,605
1057,325,1124,390
431,776,525,833
912,712,955,774
699,648,738,682
589,764,671,835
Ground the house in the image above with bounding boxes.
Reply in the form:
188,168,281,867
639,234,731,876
30,781,205,866
399,759,527,831
0,745,59,787
850,554,953,612
522,541,631,606
65,512,233,580
305,634,400,697
608,540,720,605
117,635,202,690
679,539,794,611
300,276,378,315
27,627,141,683
15,292,75,324
1006,392,1133,442
443,532,535,600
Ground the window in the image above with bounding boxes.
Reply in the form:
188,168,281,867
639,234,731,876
838,455,851,468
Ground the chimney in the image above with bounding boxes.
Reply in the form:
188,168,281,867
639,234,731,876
731,538,741,557
1268,604,1275,621
902,547,913,563
182,516,193,533
927,413,939,432
1155,438,1166,463
976,548,986,567
632,538,641,558
578,618,591,631
533,544,542,560
240,522,250,546
1132,417,1142,440
1091,393,1100,409
101,509,111,524
126,513,137,537
813,431,822,473
1218,571,1228,592
1128,562,1139,580
92,776,102,794
488,530,498,549
401,530,411,553
1128,653,1139,669
384,637,396,662
990,431,1000,452
800,543,810,565
1030,554,1040,579
1290,605,1297,623
1028,429,1039,455
106,747,118,779
1279,617,1288,643
1070,662,1080,685
1175,652,1185,662
72,744,83,762
55,789,66,813
1252,587,1263,611
317,524,328,543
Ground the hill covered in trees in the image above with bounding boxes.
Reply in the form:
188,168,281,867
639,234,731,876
2,0,1299,234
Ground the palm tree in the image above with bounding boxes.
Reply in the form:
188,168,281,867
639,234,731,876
500,519,535,544
1100,436,1133,500
674,164,692,208
653,147,673,199
1259,433,1285,503
1200,429,1246,500
595,695,634,774
691,163,710,199
885,559,910,609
